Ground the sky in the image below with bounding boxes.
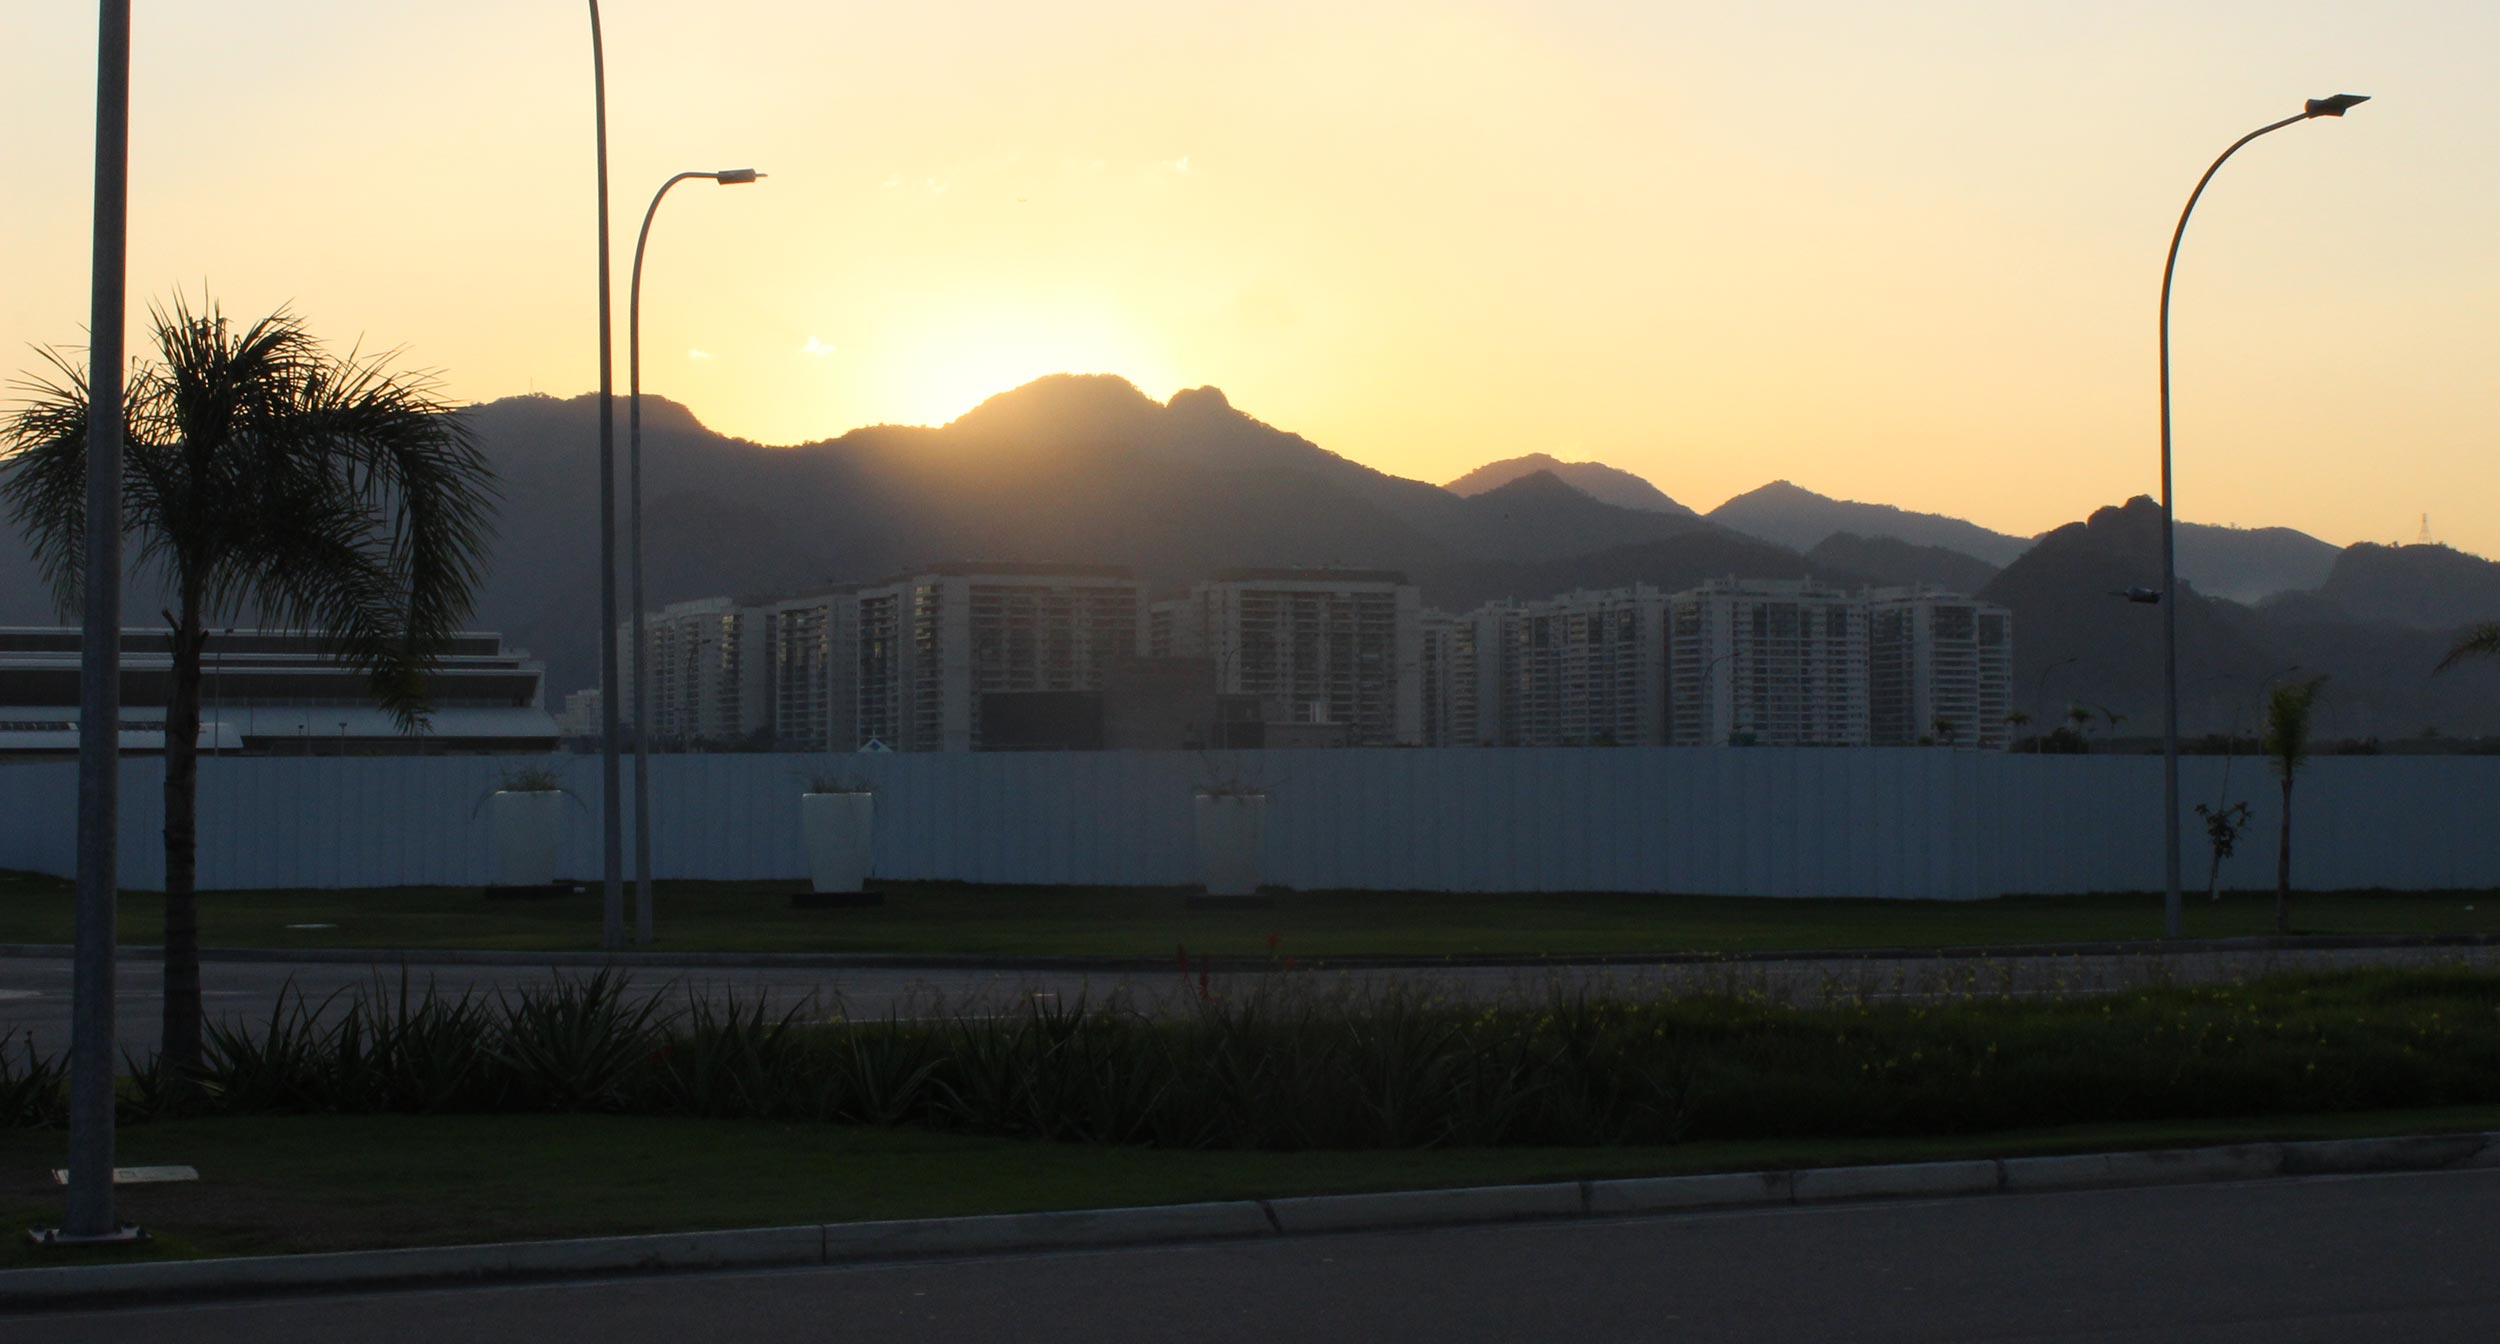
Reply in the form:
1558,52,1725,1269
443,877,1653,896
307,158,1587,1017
4,2,2496,555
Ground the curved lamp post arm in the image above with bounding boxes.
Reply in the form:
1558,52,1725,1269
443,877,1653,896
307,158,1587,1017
625,167,764,945
2155,95,2365,941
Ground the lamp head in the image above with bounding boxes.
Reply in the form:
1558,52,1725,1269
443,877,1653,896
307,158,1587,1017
2304,94,2368,118
713,168,765,185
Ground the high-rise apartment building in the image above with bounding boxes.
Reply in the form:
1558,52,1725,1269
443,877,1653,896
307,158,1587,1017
1867,588,2014,749
1160,569,1422,746
620,596,769,747
1668,579,1868,747
1482,586,1670,747
764,590,861,752
856,563,1145,752
1418,610,1483,747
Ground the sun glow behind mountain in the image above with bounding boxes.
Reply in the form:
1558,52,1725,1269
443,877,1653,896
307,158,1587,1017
879,305,1179,430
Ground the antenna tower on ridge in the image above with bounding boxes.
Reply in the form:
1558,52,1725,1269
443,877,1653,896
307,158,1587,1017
2418,513,2434,546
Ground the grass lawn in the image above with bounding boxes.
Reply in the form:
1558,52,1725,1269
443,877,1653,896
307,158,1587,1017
2,870,2496,960
8,1105,2500,1269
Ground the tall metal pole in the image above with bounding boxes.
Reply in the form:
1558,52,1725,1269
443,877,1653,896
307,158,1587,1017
2156,97,2363,940
628,169,762,947
589,1,624,949
62,0,132,1243
627,175,694,948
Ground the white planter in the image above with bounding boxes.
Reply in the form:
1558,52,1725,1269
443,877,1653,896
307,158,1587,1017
1194,793,1268,897
802,792,875,894
491,790,565,888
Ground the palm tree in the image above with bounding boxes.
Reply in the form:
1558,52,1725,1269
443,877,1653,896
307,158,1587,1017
2261,675,2329,936
2004,709,2030,752
0,294,494,1074
2436,624,2500,679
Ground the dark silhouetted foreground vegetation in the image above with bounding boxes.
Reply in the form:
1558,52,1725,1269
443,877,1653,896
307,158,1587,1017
8,968,2499,1152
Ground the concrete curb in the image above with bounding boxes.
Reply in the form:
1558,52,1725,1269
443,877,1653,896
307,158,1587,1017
4,931,2495,975
8,1130,2499,1312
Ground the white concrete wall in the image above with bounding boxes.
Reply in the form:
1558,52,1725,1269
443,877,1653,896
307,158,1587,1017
0,749,2494,897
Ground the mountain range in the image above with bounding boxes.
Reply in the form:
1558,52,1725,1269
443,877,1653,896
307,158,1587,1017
3,374,2495,738
1444,452,1695,516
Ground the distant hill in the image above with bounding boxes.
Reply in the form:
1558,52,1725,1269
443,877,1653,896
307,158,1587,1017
1805,533,1999,595
2306,543,2500,630
0,531,50,624
1979,497,2285,735
2173,523,2342,604
1710,480,2346,603
1444,471,1709,561
1978,498,2500,739
1707,481,2033,567
392,377,1766,690
1444,453,1695,516
6,373,2492,736
1418,529,1852,614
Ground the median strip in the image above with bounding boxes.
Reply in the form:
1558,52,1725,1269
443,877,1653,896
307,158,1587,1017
8,1130,2498,1312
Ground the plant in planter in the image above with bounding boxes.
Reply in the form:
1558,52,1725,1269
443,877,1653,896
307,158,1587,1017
1192,756,1272,900
795,769,877,902
483,765,572,891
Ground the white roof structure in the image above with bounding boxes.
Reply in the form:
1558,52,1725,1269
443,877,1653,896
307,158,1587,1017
0,627,558,755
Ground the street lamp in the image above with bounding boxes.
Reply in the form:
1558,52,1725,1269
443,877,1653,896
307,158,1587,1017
2155,93,2366,940
1686,648,1741,745
586,1,629,950
43,0,136,1248
2031,655,2079,752
627,167,765,946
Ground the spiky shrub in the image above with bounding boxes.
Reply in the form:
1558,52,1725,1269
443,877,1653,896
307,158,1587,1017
0,1034,67,1128
11,968,2500,1151
488,970,675,1113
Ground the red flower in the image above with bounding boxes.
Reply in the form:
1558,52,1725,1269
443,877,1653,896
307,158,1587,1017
1265,931,1282,952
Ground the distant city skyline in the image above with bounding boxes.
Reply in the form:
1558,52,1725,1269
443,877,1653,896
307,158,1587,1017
7,3,2497,556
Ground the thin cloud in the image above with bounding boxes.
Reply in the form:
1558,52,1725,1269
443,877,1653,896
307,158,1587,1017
686,348,715,361
1171,153,1192,175
802,337,837,357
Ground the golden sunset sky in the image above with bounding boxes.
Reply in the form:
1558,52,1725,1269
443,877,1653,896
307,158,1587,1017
5,3,2495,554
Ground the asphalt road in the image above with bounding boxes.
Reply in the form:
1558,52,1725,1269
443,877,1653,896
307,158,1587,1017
16,1168,2500,1341
5,943,2499,1057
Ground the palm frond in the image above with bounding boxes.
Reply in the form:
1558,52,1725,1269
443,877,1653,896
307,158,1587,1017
2435,623,2500,677
5,292,498,733
0,345,101,616
2262,675,2329,778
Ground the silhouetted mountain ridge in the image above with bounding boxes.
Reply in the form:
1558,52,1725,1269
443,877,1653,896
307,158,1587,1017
3,375,2492,737
432,378,1757,688
1445,452,1695,516
2303,543,2500,630
1709,480,2034,567
1980,498,2500,738
1806,533,1999,594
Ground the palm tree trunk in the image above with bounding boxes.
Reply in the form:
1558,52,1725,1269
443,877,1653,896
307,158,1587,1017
2274,776,2293,936
160,587,205,1076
